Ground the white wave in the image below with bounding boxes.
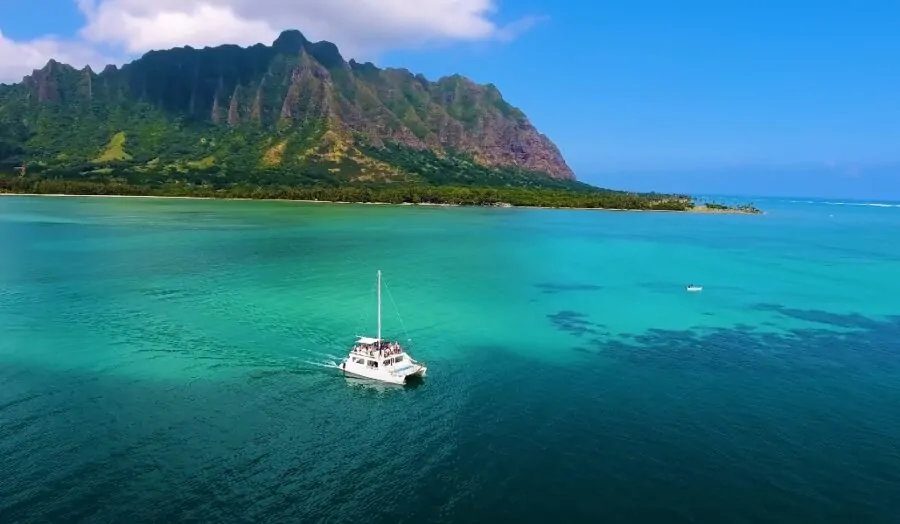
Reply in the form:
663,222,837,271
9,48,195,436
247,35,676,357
822,202,900,208
790,200,900,208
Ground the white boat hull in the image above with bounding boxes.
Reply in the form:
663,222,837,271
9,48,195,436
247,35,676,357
339,360,426,385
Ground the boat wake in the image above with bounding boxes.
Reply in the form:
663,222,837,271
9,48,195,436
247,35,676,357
276,349,343,372
302,360,341,369
295,349,342,360
290,350,339,367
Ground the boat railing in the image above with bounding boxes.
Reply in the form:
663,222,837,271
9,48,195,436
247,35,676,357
351,345,405,356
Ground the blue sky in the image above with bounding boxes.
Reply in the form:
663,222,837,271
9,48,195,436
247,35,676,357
1,1,898,199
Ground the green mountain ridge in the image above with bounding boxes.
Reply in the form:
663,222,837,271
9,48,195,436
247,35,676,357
0,29,581,189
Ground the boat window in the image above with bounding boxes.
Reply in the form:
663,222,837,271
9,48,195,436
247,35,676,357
352,357,365,364
367,360,378,368
383,360,391,367
394,355,404,363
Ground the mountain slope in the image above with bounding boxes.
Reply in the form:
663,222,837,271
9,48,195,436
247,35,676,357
0,30,575,188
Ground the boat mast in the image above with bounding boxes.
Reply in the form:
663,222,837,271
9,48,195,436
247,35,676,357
377,270,382,341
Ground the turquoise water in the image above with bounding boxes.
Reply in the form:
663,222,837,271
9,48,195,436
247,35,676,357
1,195,898,523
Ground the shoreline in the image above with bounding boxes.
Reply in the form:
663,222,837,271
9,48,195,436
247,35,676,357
0,191,761,214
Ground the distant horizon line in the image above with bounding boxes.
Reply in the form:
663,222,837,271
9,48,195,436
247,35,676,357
575,162,900,172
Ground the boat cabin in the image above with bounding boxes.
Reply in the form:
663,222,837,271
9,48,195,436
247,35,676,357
350,336,408,369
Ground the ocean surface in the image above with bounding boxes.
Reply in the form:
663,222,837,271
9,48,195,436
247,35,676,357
1,194,898,523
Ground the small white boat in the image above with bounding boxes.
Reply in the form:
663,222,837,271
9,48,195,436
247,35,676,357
338,270,427,385
686,285,703,292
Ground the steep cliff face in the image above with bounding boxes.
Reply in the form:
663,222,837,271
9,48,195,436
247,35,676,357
0,30,575,183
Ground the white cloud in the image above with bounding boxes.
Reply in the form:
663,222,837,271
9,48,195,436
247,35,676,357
78,2,278,53
0,0,536,83
0,29,113,83
77,0,529,58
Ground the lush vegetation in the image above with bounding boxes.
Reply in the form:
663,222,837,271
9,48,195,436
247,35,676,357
0,137,760,212
735,204,761,213
0,29,762,213
697,201,761,214
0,29,576,184
0,171,702,210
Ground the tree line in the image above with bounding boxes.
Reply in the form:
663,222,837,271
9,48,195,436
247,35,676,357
0,174,719,210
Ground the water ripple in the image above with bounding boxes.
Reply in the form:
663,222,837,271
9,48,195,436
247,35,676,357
2,196,900,523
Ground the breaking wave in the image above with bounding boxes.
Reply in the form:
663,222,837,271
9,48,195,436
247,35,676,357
789,200,900,208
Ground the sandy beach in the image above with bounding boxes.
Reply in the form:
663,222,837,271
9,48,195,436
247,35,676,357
0,192,760,214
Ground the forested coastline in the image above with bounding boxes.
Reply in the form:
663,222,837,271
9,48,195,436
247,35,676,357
0,173,760,213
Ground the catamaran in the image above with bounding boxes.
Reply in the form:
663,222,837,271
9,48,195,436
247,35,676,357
338,270,427,385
